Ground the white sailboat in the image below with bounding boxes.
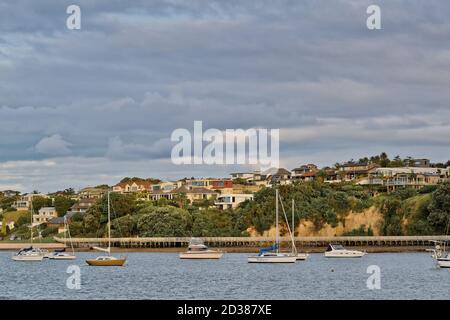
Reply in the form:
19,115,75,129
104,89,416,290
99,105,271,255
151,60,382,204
12,199,46,262
248,189,297,263
86,191,126,266
49,216,76,260
429,241,450,268
428,221,450,268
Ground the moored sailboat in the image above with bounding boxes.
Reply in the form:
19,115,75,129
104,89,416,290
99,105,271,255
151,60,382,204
428,220,450,268
86,191,126,266
49,217,76,260
429,241,450,268
248,189,296,263
12,199,46,262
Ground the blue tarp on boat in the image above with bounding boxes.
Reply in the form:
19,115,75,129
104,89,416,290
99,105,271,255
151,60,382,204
258,244,278,256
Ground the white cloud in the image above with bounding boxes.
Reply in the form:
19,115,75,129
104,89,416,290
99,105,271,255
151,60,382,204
35,134,72,156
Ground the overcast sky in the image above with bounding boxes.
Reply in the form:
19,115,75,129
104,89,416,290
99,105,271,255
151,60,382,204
1,0,450,192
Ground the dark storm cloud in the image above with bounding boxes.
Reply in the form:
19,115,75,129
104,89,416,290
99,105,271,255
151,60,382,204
0,0,449,191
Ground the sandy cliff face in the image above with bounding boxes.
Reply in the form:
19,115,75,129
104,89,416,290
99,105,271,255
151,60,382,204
247,206,383,237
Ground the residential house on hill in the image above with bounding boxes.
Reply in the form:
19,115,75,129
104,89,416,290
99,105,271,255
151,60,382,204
170,185,218,203
1,190,20,198
215,193,254,210
13,193,49,211
291,164,318,181
230,171,264,185
268,168,292,185
70,198,97,213
324,169,341,183
404,158,431,168
338,162,380,181
368,166,449,192
47,211,77,233
148,181,181,201
0,220,15,231
78,187,108,199
186,178,233,192
113,180,152,193
33,207,57,226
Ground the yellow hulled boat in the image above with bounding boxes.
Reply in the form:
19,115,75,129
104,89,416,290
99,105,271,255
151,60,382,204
85,191,127,267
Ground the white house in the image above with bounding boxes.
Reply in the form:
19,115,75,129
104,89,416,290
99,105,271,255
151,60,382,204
13,193,50,211
215,194,254,210
33,207,57,226
0,220,15,231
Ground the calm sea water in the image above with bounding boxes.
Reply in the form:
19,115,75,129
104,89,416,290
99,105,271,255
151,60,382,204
0,252,448,300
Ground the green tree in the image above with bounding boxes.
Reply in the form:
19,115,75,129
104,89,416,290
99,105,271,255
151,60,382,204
378,197,403,235
54,195,76,217
16,215,30,227
428,183,450,234
31,197,52,214
191,208,233,236
1,218,6,236
111,214,137,237
136,204,191,237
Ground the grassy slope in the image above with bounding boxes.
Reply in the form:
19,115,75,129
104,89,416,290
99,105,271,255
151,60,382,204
3,210,29,222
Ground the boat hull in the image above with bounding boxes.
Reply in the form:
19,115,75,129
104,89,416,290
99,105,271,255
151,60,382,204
325,251,366,258
437,259,450,268
86,258,126,266
295,253,309,261
179,252,223,259
12,255,44,262
248,255,297,263
49,255,76,260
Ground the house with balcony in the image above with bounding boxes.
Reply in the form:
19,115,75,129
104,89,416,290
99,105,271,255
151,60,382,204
13,193,50,211
267,168,292,185
291,164,318,181
148,181,182,201
185,178,233,192
215,193,254,210
230,171,265,185
369,167,449,192
338,162,380,181
324,169,341,184
169,185,218,204
403,158,431,168
69,198,97,214
33,207,57,226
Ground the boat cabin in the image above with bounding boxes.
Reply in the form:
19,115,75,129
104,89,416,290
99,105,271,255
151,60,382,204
326,244,345,251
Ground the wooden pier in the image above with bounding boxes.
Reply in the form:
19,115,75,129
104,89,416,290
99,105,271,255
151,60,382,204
54,235,450,249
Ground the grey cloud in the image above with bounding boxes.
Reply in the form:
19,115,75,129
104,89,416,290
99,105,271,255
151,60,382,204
0,0,449,191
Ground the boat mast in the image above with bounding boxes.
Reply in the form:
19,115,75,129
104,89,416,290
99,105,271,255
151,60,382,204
292,199,297,255
292,199,294,239
108,191,111,255
65,216,75,255
276,189,279,254
30,196,33,245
